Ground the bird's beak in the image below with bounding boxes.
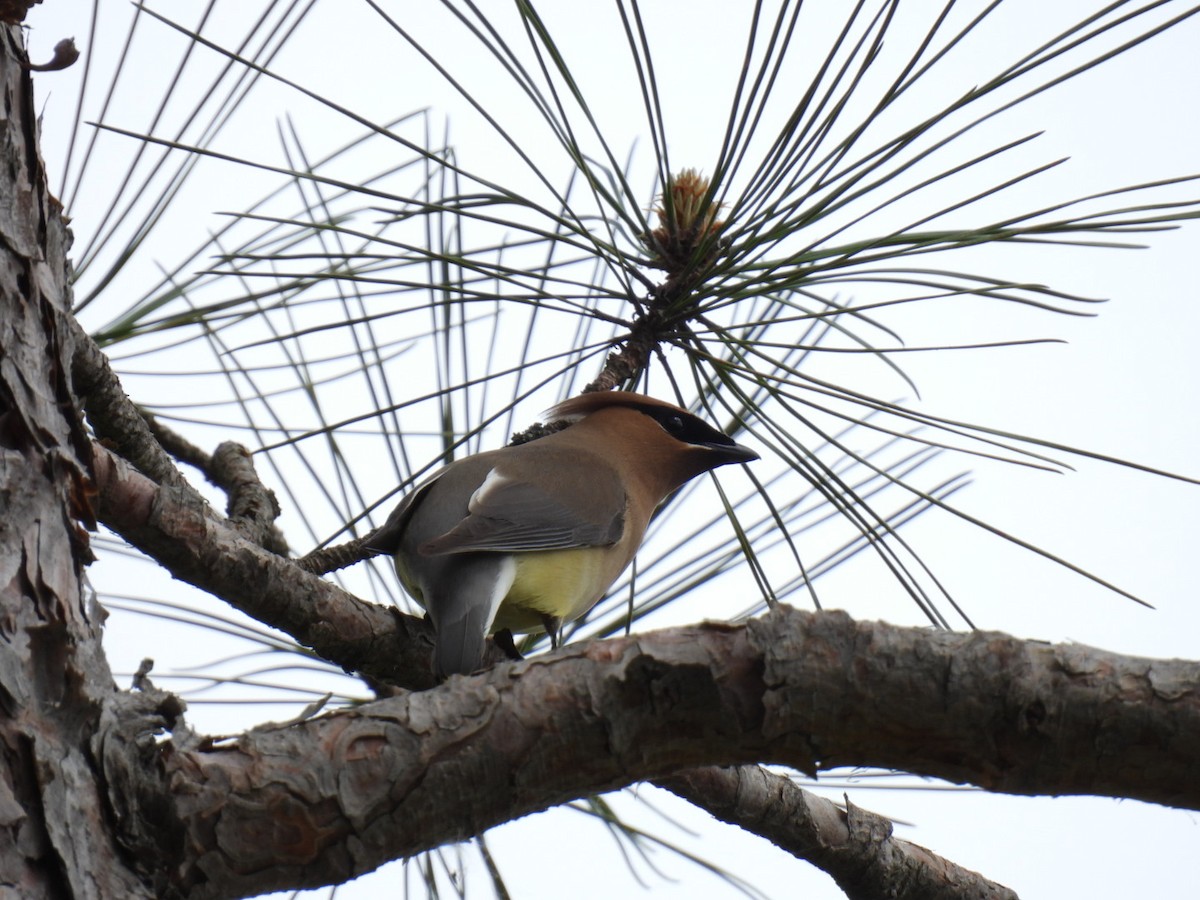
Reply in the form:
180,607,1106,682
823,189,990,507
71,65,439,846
708,440,759,465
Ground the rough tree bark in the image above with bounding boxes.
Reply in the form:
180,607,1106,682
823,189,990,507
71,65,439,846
2,18,1197,900
92,605,1196,898
0,24,154,899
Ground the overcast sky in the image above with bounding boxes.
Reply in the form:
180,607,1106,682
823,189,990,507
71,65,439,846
26,2,1200,897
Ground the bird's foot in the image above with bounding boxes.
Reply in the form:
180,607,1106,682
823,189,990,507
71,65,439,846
540,614,562,650
493,628,524,660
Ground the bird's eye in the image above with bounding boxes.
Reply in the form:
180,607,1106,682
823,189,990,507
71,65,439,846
666,415,684,433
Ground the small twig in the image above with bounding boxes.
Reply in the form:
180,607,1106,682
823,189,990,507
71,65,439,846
210,442,288,555
296,538,373,575
143,414,288,554
131,658,156,691
507,418,570,447
582,330,655,394
23,37,79,72
143,410,212,474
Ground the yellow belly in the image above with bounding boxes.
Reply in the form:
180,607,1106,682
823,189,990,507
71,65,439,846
395,547,627,636
493,547,618,634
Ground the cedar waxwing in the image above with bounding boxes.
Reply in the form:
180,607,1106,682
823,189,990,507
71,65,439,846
366,391,758,677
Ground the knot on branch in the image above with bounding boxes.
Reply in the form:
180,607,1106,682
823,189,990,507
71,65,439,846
211,441,288,554
91,668,192,893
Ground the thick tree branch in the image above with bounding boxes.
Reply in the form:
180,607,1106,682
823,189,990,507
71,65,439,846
70,316,197,493
90,442,449,690
103,606,1197,898
657,766,1017,900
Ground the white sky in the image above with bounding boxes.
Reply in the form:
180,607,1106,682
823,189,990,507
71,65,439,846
26,2,1200,898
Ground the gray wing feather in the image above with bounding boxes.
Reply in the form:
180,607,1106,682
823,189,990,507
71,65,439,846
420,465,625,555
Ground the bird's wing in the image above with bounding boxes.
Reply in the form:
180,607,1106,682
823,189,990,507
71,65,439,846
420,461,626,555
361,469,446,556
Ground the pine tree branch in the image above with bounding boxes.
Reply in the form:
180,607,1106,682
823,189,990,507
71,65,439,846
99,606,1198,898
657,765,1017,900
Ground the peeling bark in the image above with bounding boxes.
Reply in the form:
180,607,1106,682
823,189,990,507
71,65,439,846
0,24,151,898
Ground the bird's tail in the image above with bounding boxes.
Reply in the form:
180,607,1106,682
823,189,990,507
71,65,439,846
430,554,515,678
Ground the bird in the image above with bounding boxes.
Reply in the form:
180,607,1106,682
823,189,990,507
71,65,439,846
365,391,759,677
